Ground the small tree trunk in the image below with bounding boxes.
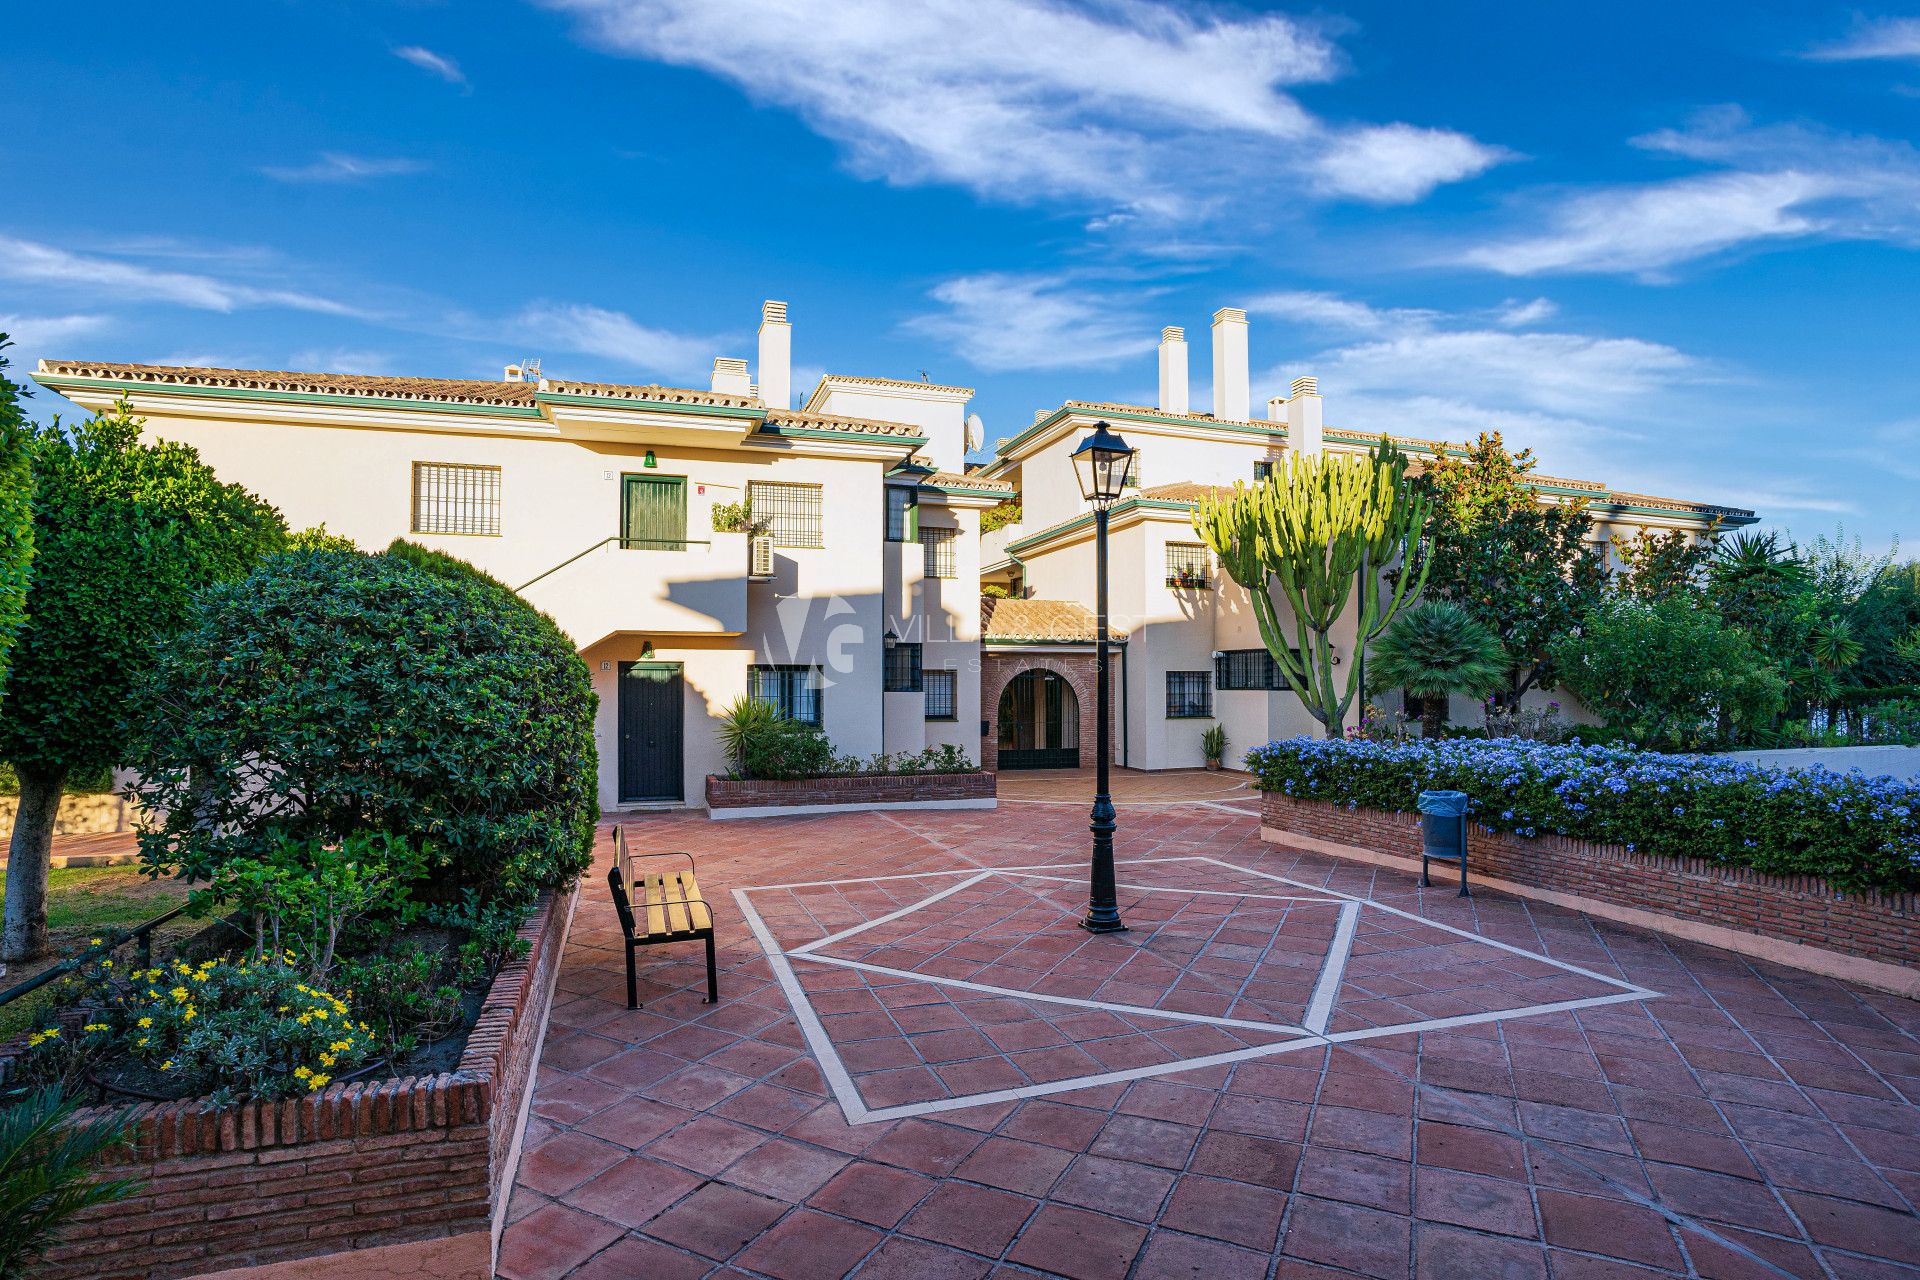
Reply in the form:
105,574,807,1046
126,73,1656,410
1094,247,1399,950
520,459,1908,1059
2,765,68,963
1421,695,1448,741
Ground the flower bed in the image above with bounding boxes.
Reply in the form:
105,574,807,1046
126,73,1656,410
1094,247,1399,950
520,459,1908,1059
10,884,575,1280
706,769,996,819
1246,737,1920,896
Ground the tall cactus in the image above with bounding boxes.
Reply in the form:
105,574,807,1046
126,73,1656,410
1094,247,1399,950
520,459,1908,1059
1193,438,1432,736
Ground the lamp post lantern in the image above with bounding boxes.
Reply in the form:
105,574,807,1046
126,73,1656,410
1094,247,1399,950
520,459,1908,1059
1070,422,1134,933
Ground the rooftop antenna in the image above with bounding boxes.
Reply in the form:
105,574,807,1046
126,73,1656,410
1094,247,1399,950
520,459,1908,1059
918,369,931,382
520,358,542,383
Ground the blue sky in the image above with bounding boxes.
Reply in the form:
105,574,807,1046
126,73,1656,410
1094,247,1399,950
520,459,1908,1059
3,1,1915,549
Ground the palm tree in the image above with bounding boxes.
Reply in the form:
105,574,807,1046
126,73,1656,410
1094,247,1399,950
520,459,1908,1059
0,1088,142,1275
1367,602,1508,739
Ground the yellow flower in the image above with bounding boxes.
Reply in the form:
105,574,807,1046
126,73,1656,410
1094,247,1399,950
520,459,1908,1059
148,989,161,999
313,1009,328,1021
191,971,208,982
138,1016,154,1029
160,1059,174,1070
99,959,114,970
169,986,190,1001
319,1053,336,1068
307,1073,331,1090
137,1037,150,1048
83,1023,108,1033
90,937,103,946
293,1066,312,1079
296,1013,313,1025
182,1007,196,1022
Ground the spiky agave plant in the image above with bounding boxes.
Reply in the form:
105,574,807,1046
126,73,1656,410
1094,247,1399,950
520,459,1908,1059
1366,602,1508,739
1193,438,1432,736
716,693,783,775
0,1088,142,1275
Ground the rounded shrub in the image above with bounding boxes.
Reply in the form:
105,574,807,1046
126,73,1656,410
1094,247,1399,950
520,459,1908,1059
130,548,598,908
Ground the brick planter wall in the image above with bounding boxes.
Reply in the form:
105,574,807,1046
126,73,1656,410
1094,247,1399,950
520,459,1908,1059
706,770,995,818
29,883,577,1280
1261,793,1920,998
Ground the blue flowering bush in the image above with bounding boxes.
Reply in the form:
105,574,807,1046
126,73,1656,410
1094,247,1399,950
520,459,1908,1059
1246,736,1920,895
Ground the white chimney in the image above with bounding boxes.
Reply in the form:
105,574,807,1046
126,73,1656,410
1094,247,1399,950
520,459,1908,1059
1211,307,1249,422
712,357,752,397
503,363,523,382
1157,326,1189,415
757,300,791,409
1266,395,1287,422
1285,375,1323,456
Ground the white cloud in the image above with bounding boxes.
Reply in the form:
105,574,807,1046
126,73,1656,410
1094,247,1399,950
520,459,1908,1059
541,0,1505,216
394,45,469,85
1806,17,1920,62
261,153,428,183
0,235,359,316
0,312,111,355
1493,297,1557,327
1459,110,1920,278
514,302,714,378
904,272,1158,372
1312,123,1509,204
1249,290,1439,335
288,348,398,374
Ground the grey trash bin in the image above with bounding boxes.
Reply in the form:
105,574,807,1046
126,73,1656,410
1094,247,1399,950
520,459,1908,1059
1416,790,1472,897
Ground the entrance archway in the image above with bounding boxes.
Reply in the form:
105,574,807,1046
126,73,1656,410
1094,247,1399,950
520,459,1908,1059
996,669,1081,769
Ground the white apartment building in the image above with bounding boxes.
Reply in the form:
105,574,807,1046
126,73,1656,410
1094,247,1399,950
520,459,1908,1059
37,302,1011,811
976,308,1759,771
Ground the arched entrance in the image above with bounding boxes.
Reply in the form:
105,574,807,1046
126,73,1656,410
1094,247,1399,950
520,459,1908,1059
997,669,1081,769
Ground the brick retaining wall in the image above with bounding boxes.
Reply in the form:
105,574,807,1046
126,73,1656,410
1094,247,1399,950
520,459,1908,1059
29,883,576,1280
706,770,996,816
1261,793,1920,998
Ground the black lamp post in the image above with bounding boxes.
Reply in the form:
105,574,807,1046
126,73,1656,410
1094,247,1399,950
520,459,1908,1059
1069,422,1134,934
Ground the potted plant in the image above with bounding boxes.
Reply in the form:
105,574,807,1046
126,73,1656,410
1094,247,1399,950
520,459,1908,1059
1201,723,1228,770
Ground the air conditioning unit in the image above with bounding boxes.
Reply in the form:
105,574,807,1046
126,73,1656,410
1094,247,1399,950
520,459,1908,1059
748,535,774,580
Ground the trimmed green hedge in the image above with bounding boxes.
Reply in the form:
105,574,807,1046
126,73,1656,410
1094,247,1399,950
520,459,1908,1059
1246,737,1920,896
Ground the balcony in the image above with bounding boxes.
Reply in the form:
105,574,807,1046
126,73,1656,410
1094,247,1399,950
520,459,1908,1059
517,532,749,647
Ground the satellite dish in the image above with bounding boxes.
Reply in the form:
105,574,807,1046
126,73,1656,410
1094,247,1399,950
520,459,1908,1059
965,412,984,454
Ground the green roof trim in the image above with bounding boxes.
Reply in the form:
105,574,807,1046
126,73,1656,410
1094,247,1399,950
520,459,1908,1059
997,404,1283,458
535,390,762,420
34,374,547,420
1003,497,1197,555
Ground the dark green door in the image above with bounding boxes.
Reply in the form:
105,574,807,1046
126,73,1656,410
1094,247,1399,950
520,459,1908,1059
622,475,687,550
618,662,684,802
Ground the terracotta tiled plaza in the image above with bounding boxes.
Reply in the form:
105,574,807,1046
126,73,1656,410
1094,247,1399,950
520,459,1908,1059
499,793,1920,1280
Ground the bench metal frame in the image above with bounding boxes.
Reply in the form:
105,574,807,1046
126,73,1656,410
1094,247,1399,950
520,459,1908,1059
608,827,718,1008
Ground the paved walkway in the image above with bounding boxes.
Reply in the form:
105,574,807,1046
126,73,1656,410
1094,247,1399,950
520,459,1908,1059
500,802,1920,1280
1713,746,1920,783
996,767,1257,806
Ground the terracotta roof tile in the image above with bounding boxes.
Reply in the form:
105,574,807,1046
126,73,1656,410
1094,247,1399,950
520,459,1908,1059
761,408,924,439
542,379,759,409
924,470,1014,494
982,597,1127,644
1139,481,1236,504
815,373,975,396
36,360,537,406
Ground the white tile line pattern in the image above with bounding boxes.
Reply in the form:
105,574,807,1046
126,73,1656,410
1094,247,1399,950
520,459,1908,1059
995,870,1342,904
735,857,1662,1124
738,855,1214,894
789,951,1315,1038
1303,900,1361,1035
732,885,876,1124
787,870,1000,957
1206,856,1661,998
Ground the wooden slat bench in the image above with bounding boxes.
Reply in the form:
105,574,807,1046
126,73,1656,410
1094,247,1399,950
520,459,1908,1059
607,826,717,1008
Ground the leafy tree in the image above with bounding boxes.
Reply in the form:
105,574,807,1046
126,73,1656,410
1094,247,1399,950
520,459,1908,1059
0,403,285,962
979,502,1022,533
1611,527,1714,602
1366,602,1508,739
1417,433,1606,704
0,1089,142,1275
1548,596,1785,748
129,548,598,912
0,336,31,700
1195,438,1431,737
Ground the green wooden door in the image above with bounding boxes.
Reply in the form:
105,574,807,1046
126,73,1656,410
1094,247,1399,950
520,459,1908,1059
622,476,687,550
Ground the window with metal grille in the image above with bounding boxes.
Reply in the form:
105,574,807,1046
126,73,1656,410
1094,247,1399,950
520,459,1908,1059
921,526,957,578
749,665,822,725
748,481,824,548
884,642,923,693
1166,671,1213,718
1165,542,1210,588
924,669,956,720
411,462,501,535
1215,647,1297,691
1123,451,1142,488
1254,459,1276,482
885,486,918,542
